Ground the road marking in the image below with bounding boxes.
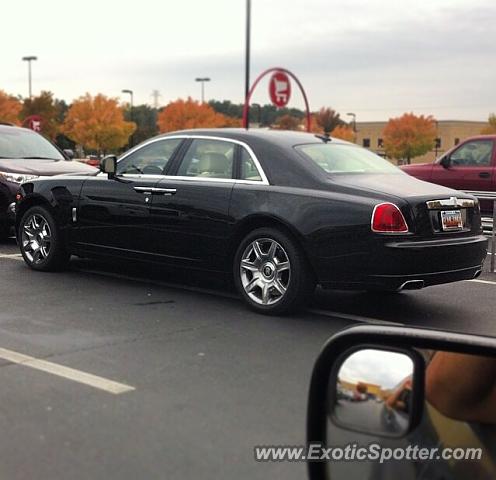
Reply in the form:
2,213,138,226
467,279,496,286
0,253,22,260
0,347,135,394
307,308,404,325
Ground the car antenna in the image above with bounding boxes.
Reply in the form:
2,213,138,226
315,133,332,143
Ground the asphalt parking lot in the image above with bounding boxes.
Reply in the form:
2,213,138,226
0,235,495,479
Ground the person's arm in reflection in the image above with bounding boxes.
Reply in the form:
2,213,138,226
426,352,496,424
385,377,411,412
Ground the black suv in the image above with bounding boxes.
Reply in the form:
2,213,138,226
0,124,96,239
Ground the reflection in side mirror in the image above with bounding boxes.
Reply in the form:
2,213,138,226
63,148,74,160
100,155,117,178
330,348,416,438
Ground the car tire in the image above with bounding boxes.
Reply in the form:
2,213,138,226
18,206,70,271
233,227,315,315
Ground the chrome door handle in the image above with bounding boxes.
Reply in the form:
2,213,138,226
133,186,177,195
134,186,154,195
152,188,177,195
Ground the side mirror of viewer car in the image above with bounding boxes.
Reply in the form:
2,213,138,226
439,156,451,168
100,155,117,178
307,325,496,480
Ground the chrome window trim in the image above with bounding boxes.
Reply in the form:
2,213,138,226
426,197,476,209
116,134,270,185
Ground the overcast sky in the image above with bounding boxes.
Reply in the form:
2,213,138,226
2,0,494,121
339,349,413,389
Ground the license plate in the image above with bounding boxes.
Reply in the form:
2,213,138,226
440,210,463,231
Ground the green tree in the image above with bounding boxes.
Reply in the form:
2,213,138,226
208,100,306,127
123,104,159,146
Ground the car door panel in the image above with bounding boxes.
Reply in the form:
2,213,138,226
149,178,234,269
75,175,159,255
73,138,184,257
147,138,239,270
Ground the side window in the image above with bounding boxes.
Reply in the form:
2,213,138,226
117,138,182,175
177,139,234,179
240,148,262,181
450,140,494,167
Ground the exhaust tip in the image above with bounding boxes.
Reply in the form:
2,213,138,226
474,269,482,279
399,280,425,291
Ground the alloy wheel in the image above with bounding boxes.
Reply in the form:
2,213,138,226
21,214,52,265
240,238,291,305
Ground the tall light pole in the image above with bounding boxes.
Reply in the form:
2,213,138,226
245,0,251,128
195,77,210,103
347,112,356,133
22,56,37,99
122,89,134,146
121,89,134,110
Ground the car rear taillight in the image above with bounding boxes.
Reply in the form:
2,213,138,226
371,203,409,233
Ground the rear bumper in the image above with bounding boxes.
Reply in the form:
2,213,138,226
364,265,483,291
317,234,488,291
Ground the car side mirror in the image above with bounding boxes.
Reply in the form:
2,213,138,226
100,155,117,178
307,325,496,480
63,149,75,160
440,156,450,168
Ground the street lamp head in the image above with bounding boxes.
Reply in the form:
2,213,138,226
346,112,356,117
122,89,133,95
22,56,37,62
195,77,211,82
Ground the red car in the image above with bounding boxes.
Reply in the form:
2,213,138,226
401,135,496,215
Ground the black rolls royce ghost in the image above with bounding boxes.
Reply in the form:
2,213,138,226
15,129,487,314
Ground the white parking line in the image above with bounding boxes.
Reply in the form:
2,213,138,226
0,347,135,394
0,253,22,260
467,279,496,286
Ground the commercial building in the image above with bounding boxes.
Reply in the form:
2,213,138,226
355,120,489,164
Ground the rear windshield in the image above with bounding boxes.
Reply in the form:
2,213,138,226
295,143,403,174
0,128,64,160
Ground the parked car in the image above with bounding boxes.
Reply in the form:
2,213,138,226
15,129,487,314
401,135,496,214
0,124,97,239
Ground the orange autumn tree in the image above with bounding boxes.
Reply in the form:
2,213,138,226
62,93,136,153
0,90,22,125
157,97,239,132
383,113,436,164
330,125,355,142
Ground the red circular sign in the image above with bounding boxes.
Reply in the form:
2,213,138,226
269,71,291,108
23,115,42,132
